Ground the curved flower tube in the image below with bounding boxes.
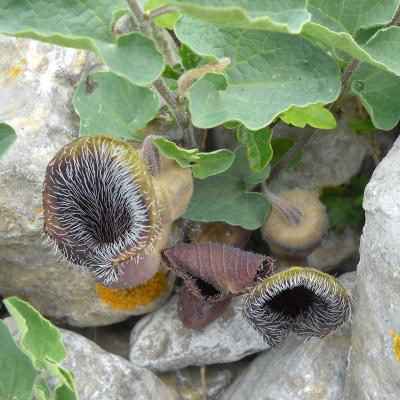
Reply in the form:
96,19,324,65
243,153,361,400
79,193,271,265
242,267,352,347
42,135,193,287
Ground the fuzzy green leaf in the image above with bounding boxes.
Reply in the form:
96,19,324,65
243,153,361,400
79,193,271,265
184,146,270,229
4,297,66,369
171,0,311,33
351,63,400,130
280,103,336,129
145,0,180,29
0,123,17,158
0,0,165,86
176,17,341,129
271,138,303,170
73,72,160,140
237,126,273,172
0,320,36,400
153,137,234,178
153,137,199,167
302,1,400,76
191,150,235,178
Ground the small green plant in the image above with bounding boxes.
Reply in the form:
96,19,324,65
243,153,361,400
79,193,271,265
0,297,78,400
1,0,398,229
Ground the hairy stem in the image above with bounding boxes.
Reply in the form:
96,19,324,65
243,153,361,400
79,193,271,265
127,0,196,147
146,4,178,20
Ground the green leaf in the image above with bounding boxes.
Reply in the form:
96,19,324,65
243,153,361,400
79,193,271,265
45,361,77,400
34,380,51,400
348,117,377,135
271,138,303,170
4,297,66,369
0,0,165,86
280,103,336,129
302,1,400,76
93,32,165,87
175,17,341,129
0,320,36,400
184,146,270,229
153,137,199,167
171,0,311,33
73,72,160,140
237,126,273,172
0,123,17,158
191,150,235,179
152,137,234,178
144,0,180,29
173,0,400,76
179,44,201,69
351,63,400,130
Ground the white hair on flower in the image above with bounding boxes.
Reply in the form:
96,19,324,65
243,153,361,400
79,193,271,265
42,136,161,284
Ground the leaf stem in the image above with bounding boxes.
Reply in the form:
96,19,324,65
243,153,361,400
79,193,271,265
126,0,196,147
146,4,178,20
267,129,314,183
341,59,360,86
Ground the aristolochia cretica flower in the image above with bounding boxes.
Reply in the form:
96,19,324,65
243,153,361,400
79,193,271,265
242,267,352,347
161,242,274,302
42,135,193,287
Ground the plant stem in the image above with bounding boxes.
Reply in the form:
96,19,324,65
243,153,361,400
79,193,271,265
146,4,178,20
341,59,360,86
127,0,196,147
267,129,314,183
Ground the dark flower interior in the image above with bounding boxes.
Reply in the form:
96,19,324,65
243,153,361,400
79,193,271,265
267,286,318,318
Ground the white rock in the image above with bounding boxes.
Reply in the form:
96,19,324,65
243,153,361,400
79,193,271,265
344,137,400,399
129,295,269,373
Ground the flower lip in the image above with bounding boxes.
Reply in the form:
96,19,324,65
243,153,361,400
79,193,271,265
42,136,160,284
242,267,352,347
161,242,274,303
178,284,231,329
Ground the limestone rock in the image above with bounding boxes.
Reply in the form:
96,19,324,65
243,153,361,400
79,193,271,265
0,35,179,326
221,333,351,400
344,137,400,399
129,295,269,373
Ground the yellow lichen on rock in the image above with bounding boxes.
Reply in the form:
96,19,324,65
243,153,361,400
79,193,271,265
390,330,400,360
96,271,169,311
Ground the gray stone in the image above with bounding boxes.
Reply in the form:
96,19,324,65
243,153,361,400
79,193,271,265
221,272,356,400
160,365,235,400
344,137,400,399
129,295,269,373
0,35,178,326
306,226,360,272
270,116,368,192
221,333,351,400
4,318,179,400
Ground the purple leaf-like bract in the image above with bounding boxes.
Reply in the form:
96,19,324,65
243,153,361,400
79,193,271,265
161,242,274,303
